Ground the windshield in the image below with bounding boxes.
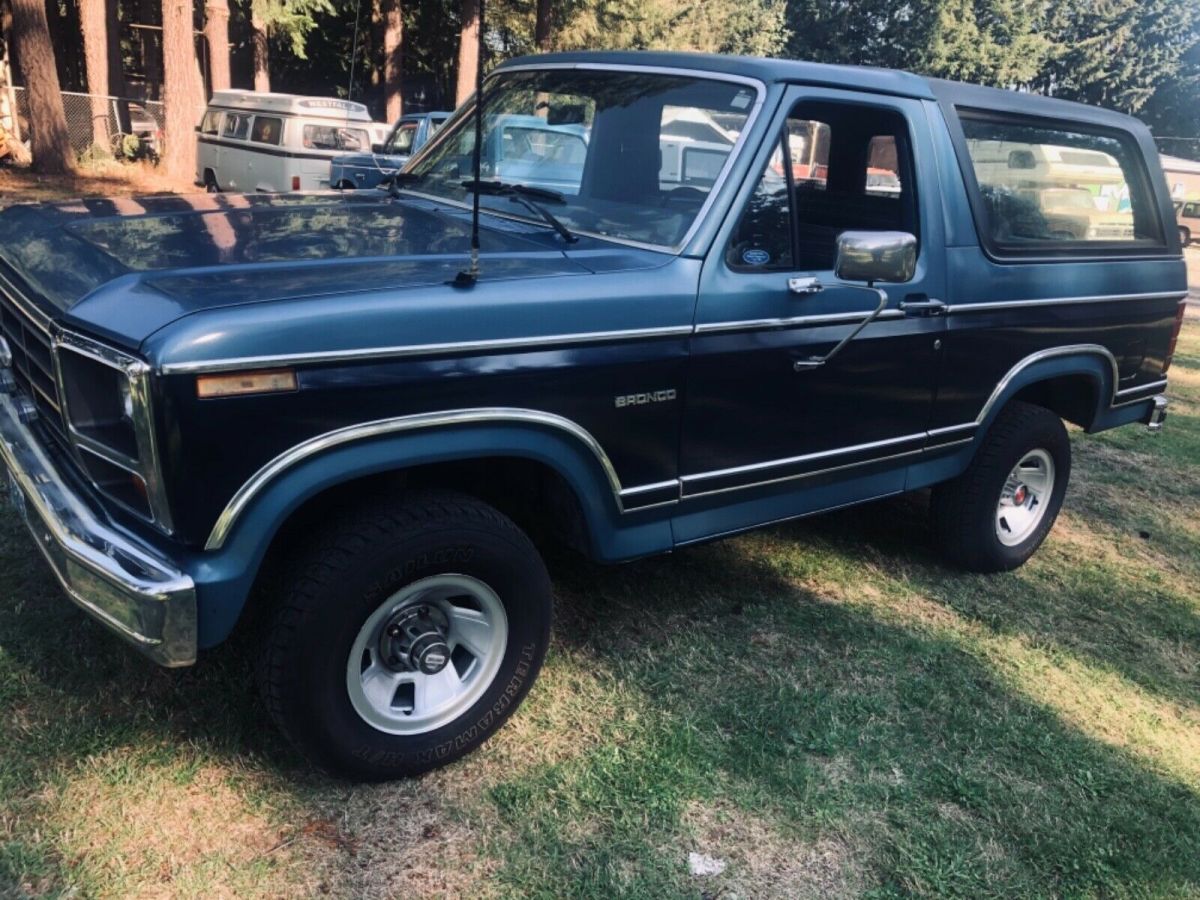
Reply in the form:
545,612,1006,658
405,69,758,248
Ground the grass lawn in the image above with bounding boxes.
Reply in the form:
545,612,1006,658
0,171,1196,896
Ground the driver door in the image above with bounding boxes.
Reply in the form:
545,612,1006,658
676,87,948,538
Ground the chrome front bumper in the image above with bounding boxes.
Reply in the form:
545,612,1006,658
0,390,197,666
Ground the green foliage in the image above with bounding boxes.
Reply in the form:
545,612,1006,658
252,0,337,58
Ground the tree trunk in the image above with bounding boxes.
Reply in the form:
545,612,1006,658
454,0,478,106
204,0,231,92
535,0,551,51
383,0,402,120
105,0,131,132
10,0,74,172
251,8,270,91
79,0,110,146
161,0,201,181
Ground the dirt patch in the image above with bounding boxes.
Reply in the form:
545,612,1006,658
680,798,864,899
53,760,322,898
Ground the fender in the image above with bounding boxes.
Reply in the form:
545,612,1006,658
187,408,674,647
907,344,1143,491
974,343,1116,435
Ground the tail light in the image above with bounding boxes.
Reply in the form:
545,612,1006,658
292,175,301,191
1164,302,1186,373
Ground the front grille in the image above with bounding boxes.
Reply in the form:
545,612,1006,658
0,288,69,443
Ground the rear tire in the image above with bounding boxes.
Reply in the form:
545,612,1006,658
1181,226,1191,248
203,170,220,193
931,402,1070,572
258,490,553,780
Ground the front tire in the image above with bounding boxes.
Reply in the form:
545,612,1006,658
258,491,553,780
931,402,1071,572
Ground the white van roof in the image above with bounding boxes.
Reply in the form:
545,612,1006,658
207,90,373,123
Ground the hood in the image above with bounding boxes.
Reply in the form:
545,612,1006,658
0,192,592,349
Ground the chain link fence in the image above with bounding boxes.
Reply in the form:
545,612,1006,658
10,87,165,157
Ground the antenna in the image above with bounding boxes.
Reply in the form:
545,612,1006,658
454,0,486,288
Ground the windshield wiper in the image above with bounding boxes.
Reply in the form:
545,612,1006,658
379,170,426,198
460,179,578,244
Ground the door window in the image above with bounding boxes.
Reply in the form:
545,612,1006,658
386,123,419,154
727,102,917,271
250,116,283,145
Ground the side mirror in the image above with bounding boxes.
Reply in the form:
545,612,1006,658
834,230,917,284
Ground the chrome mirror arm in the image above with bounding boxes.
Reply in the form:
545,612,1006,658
792,283,889,371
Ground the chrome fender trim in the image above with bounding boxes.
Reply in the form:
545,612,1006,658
204,407,631,550
973,343,1119,427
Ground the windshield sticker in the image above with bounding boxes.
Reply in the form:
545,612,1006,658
742,248,770,266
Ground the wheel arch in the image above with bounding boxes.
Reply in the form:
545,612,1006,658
974,344,1116,435
190,411,671,647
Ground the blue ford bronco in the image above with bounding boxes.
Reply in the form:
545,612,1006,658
0,52,1186,779
329,111,452,191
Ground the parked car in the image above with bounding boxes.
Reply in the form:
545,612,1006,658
1175,198,1198,246
126,102,162,159
195,91,377,192
330,111,453,190
0,52,1184,781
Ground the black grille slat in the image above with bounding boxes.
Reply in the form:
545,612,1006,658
0,290,68,442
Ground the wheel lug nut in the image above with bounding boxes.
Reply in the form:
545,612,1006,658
386,624,402,638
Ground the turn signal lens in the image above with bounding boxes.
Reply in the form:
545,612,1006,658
196,369,298,399
292,175,301,191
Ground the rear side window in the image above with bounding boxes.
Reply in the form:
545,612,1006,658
303,124,369,151
959,113,1163,252
251,116,283,145
223,113,249,140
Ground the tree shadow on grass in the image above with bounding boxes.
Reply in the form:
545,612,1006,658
519,542,1200,898
757,483,1200,717
2,493,1199,897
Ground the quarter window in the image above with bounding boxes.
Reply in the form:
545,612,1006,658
251,116,283,145
728,101,917,271
959,114,1162,250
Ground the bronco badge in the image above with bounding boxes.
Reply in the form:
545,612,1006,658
614,388,677,408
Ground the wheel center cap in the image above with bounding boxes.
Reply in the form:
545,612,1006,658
381,605,452,673
412,636,451,674
1012,484,1029,506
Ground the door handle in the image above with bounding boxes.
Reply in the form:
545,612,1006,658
787,276,823,296
900,298,946,317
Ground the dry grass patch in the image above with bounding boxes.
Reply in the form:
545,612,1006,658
680,798,864,899
0,162,187,208
51,758,326,899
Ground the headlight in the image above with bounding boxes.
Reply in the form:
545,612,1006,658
54,335,172,532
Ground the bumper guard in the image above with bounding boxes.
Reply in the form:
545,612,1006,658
0,390,197,666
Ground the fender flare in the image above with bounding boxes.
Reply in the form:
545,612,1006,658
972,343,1117,435
189,409,673,647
